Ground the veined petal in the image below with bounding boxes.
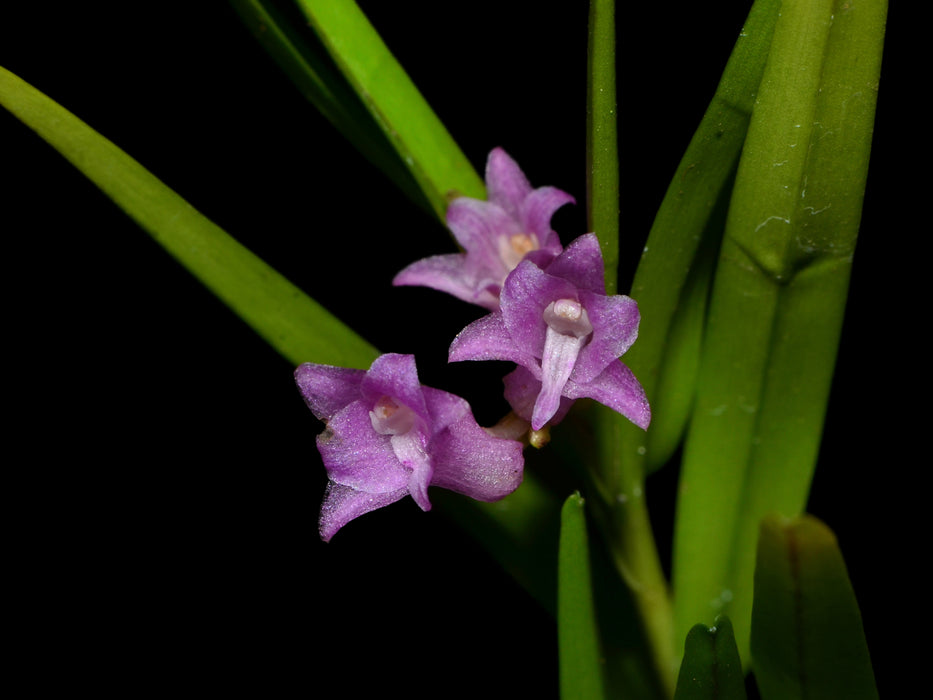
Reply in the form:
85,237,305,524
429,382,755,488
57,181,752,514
317,400,409,492
564,360,651,430
503,365,573,426
390,432,433,511
499,259,576,356
430,412,524,501
294,363,364,420
485,146,533,219
521,185,575,250
319,481,408,542
360,353,429,422
533,326,588,430
393,253,500,310
446,197,522,261
543,232,607,293
572,290,640,382
448,313,533,366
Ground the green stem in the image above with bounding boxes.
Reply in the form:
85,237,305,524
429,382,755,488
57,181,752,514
586,405,676,697
586,0,620,293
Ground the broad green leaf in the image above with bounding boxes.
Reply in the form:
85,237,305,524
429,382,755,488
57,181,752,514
672,0,887,666
228,0,433,216
674,616,747,700
576,3,781,691
558,493,606,700
0,63,379,370
295,0,484,221
586,0,619,294
616,0,782,476
751,514,878,700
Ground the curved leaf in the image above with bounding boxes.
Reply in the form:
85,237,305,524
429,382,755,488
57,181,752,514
229,0,433,215
0,63,378,370
295,0,484,221
751,514,878,700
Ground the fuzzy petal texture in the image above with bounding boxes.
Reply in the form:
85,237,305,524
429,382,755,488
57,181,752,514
319,482,408,543
394,147,573,310
425,388,524,501
449,234,650,431
296,353,525,541
562,360,652,430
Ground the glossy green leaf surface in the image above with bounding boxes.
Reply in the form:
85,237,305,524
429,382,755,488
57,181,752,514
751,514,878,699
0,64,379,370
674,616,747,700
558,493,606,700
672,0,887,665
295,0,484,221
616,0,781,475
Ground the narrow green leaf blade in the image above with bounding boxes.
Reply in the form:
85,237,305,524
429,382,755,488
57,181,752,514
295,0,485,221
586,0,619,293
674,616,747,700
751,514,878,700
672,0,887,665
228,0,432,215
558,493,606,700
1,63,566,619
615,0,782,475
0,64,378,369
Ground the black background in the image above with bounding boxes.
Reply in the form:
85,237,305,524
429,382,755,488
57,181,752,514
4,2,916,697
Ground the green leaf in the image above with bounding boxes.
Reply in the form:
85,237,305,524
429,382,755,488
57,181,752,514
558,493,606,700
674,616,747,700
294,0,485,221
672,0,887,666
751,514,878,700
586,0,619,294
577,2,782,690
616,0,782,475
1,62,564,621
0,63,379,370
228,0,433,216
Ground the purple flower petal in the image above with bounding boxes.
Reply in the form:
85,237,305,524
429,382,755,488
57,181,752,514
393,148,574,310
563,359,651,430
485,146,533,219
448,235,650,431
543,232,607,293
296,353,525,541
319,482,408,543
392,253,500,310
294,363,364,420
448,312,536,367
316,400,411,493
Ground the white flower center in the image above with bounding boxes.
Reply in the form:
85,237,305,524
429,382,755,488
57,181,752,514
543,298,593,338
369,396,417,435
